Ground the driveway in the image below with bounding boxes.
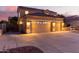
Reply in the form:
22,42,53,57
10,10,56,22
0,31,79,53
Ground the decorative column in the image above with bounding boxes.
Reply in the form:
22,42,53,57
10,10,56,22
22,15,27,34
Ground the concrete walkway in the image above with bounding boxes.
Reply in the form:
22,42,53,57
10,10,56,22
0,31,79,53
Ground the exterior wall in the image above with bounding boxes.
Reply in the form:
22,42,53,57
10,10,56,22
25,17,65,33
17,18,24,33
17,6,57,18
18,15,66,34
55,18,65,31
17,6,43,18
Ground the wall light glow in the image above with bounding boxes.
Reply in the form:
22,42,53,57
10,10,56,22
19,21,23,24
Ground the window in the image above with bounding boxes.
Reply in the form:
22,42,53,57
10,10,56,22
44,22,47,24
25,11,29,14
18,12,20,17
35,21,48,24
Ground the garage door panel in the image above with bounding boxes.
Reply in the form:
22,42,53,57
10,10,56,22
32,22,50,33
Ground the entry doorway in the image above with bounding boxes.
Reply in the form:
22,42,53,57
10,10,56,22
26,21,31,33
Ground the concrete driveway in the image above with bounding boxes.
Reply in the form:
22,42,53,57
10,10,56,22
0,31,79,53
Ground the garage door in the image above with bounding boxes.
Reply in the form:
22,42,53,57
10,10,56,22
32,21,51,33
26,21,65,33
51,21,65,32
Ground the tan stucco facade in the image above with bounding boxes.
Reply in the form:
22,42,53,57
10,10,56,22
18,15,66,33
17,6,68,34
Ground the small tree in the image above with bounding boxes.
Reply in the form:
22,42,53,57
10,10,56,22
8,16,18,32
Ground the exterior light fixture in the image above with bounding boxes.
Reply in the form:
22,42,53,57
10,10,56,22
62,22,65,31
25,11,29,14
53,22,55,27
27,22,30,26
52,22,56,31
19,21,23,24
62,23,64,27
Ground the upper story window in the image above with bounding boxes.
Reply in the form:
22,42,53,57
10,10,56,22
19,12,20,17
25,11,29,14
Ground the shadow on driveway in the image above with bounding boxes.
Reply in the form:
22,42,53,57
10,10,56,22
0,46,43,53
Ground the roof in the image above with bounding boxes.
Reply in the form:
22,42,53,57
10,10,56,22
18,6,44,12
27,12,64,18
18,6,64,18
28,13,55,17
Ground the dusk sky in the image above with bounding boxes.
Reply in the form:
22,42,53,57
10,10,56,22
0,6,17,21
0,6,79,20
31,6,79,16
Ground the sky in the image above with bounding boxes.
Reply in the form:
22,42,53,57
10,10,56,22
0,6,17,21
31,6,79,16
0,6,79,20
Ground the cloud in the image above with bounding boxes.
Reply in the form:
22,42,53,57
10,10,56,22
0,6,17,12
5,6,17,12
0,6,17,20
0,12,17,20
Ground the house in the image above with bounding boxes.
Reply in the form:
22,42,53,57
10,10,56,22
17,6,68,34
0,20,8,34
